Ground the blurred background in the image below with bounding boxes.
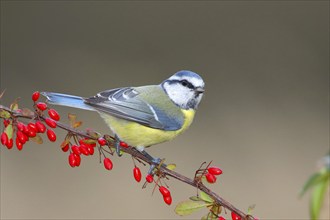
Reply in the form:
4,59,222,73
1,1,329,219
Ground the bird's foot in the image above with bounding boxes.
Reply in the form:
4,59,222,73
136,148,167,174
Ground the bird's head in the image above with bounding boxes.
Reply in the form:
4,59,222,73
161,70,205,110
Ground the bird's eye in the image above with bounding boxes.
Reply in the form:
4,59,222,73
181,80,188,87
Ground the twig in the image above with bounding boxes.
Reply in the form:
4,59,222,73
0,104,254,220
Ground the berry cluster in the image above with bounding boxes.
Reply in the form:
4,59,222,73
61,131,116,169
67,139,97,167
1,90,177,207
195,163,223,184
159,186,172,205
1,91,59,150
173,162,226,219
205,166,223,184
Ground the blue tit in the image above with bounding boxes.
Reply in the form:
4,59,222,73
42,70,205,159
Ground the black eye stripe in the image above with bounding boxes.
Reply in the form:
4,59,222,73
164,79,195,89
180,80,194,89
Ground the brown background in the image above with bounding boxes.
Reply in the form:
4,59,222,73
1,1,329,219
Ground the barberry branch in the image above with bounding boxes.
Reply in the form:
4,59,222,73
0,101,255,220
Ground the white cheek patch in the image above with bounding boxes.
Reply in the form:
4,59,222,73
163,71,205,109
164,82,192,108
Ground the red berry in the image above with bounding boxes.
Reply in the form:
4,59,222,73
22,124,30,135
159,186,171,197
68,153,76,167
16,122,25,132
45,118,57,128
1,132,8,146
231,212,241,220
35,121,46,133
32,91,40,102
27,123,37,132
74,153,81,167
6,138,13,149
146,174,153,183
98,137,107,146
103,158,113,170
78,139,85,145
16,131,27,144
79,145,89,156
3,119,10,127
71,145,80,155
205,173,217,184
48,109,60,121
218,217,226,220
133,166,142,182
208,166,223,176
25,126,37,137
163,195,172,205
36,102,48,111
47,129,56,142
86,145,94,155
16,138,23,150
120,141,128,148
62,143,69,152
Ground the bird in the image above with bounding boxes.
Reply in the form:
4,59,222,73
42,70,205,162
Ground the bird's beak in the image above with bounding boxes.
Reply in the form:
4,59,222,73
195,87,205,94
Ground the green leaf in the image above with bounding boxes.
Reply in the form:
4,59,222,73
175,200,209,216
300,172,328,197
4,124,13,139
189,196,202,201
0,110,11,119
166,164,176,171
80,138,97,145
200,191,214,203
310,176,329,219
10,98,19,111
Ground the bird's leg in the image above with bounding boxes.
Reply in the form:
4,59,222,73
136,147,166,174
114,135,122,157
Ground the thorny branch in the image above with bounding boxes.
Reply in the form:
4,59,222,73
0,104,255,220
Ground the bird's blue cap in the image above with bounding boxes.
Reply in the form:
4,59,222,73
174,70,203,80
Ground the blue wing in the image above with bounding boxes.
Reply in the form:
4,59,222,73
84,87,183,131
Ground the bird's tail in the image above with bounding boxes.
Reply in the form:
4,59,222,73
41,92,95,111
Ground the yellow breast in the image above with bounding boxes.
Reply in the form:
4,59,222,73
99,109,195,147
